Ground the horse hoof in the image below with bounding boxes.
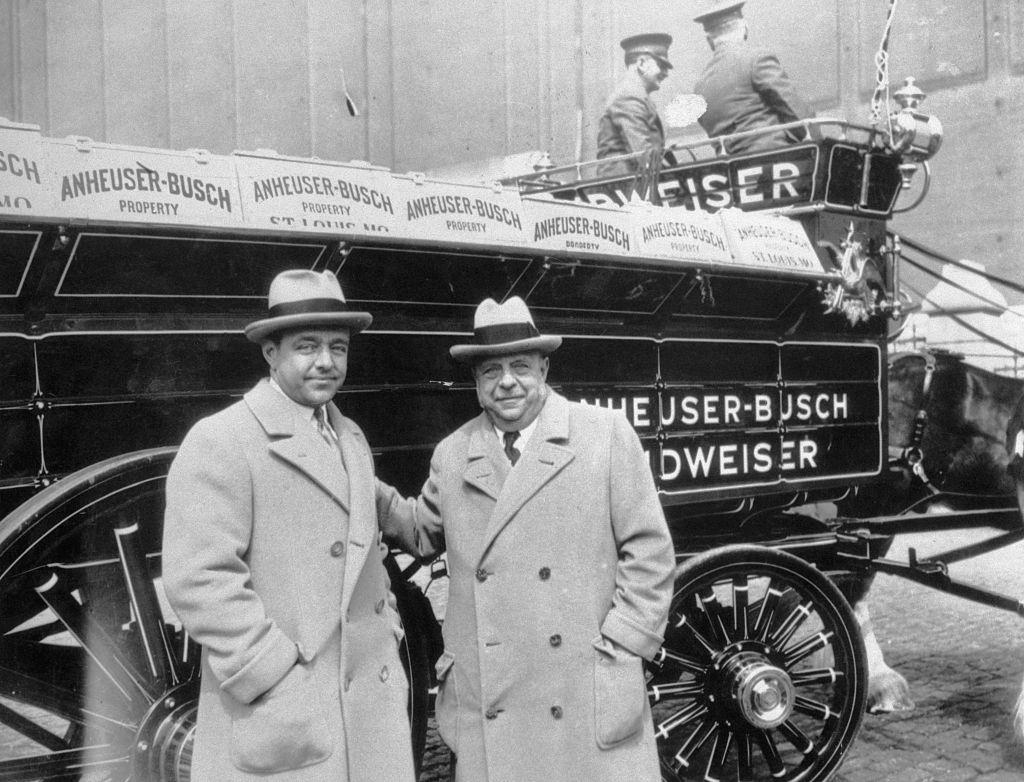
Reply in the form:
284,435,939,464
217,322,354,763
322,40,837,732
867,669,915,713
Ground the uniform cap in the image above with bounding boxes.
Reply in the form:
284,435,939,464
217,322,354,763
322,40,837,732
693,0,746,29
620,33,673,69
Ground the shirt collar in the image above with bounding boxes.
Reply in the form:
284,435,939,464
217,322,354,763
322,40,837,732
268,377,318,424
493,416,539,451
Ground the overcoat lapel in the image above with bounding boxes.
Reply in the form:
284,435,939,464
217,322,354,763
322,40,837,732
335,412,376,612
479,393,575,559
461,421,505,503
245,380,350,513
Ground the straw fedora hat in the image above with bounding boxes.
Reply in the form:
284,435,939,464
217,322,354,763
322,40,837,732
244,269,372,343
449,297,561,362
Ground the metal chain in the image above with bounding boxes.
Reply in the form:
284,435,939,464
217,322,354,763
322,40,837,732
869,0,900,133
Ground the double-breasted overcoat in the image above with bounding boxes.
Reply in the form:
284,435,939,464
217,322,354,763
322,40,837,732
380,391,675,782
694,40,809,154
163,379,415,782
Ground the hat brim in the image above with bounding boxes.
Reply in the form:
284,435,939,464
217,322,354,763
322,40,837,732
245,311,373,343
450,335,562,363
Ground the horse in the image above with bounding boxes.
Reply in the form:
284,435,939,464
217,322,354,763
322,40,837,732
841,350,1024,719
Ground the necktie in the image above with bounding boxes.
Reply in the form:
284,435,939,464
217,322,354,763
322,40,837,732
502,430,521,466
316,406,338,448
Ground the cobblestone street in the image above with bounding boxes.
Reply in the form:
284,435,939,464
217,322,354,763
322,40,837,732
417,529,1024,782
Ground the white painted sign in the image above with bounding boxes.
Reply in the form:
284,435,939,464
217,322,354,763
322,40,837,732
523,197,635,256
392,175,526,245
632,206,732,265
719,209,826,275
0,119,57,219
234,152,397,236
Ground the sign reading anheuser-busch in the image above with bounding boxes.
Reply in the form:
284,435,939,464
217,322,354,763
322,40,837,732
523,197,634,257
391,175,526,246
632,206,731,265
0,120,54,218
234,152,397,236
48,137,243,228
720,208,826,274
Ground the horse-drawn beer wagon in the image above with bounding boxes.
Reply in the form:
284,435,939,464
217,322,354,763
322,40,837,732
0,82,1020,782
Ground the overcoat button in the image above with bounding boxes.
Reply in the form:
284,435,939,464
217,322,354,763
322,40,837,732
550,706,563,719
485,708,498,720
475,568,488,582
538,566,551,580
375,598,385,613
344,676,352,692
549,634,562,647
380,665,389,682
330,541,345,557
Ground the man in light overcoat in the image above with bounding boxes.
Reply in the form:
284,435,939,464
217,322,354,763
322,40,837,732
163,269,415,782
379,296,676,782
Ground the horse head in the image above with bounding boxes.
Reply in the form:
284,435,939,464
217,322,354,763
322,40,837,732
888,349,1023,506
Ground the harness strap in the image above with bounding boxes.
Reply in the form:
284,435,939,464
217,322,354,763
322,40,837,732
893,350,940,494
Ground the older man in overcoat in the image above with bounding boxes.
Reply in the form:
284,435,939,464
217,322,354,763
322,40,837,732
379,296,676,782
163,269,415,782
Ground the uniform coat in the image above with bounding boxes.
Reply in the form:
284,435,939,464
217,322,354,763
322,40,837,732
163,379,415,782
694,40,809,154
380,391,675,782
596,70,665,178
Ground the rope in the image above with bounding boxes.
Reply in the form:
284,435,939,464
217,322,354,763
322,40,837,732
869,0,900,132
900,235,1024,296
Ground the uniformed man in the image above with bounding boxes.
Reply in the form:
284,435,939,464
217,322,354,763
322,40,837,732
693,1,810,153
378,296,675,782
596,32,674,178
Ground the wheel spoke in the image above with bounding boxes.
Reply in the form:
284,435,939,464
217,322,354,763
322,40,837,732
778,719,816,754
33,569,155,705
782,629,835,668
736,732,754,782
655,700,708,741
794,694,838,722
732,575,749,638
0,745,128,782
648,679,702,703
751,584,785,642
704,727,733,782
697,587,732,646
114,521,179,685
767,599,813,649
790,667,843,687
669,610,718,657
0,700,68,752
649,646,707,676
753,728,786,778
671,719,716,772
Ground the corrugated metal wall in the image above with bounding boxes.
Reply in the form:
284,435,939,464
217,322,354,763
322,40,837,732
0,0,1020,297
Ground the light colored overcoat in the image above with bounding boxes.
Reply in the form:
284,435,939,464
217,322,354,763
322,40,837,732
380,391,675,782
163,379,415,782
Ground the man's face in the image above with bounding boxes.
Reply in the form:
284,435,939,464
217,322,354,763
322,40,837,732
262,327,350,407
474,351,549,431
637,55,669,93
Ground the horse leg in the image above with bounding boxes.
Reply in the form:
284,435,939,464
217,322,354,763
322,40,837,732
852,597,915,713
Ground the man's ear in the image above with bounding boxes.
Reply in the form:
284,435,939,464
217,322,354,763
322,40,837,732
261,341,276,366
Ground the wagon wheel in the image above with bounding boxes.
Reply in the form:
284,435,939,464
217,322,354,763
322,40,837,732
648,544,867,782
0,448,430,781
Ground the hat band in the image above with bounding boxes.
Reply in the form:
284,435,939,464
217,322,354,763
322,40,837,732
474,322,540,345
267,298,354,319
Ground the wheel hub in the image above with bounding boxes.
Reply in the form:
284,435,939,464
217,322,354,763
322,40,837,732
132,679,199,782
724,651,795,729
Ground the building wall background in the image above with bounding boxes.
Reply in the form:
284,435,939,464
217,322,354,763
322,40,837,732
0,0,1019,301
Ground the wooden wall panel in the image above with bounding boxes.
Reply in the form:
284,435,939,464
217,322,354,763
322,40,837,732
389,0,507,171
45,0,104,139
232,0,311,155
0,5,14,119
166,0,236,152
14,1,48,129
102,0,169,148
1010,0,1024,74
307,0,367,162
857,0,986,94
